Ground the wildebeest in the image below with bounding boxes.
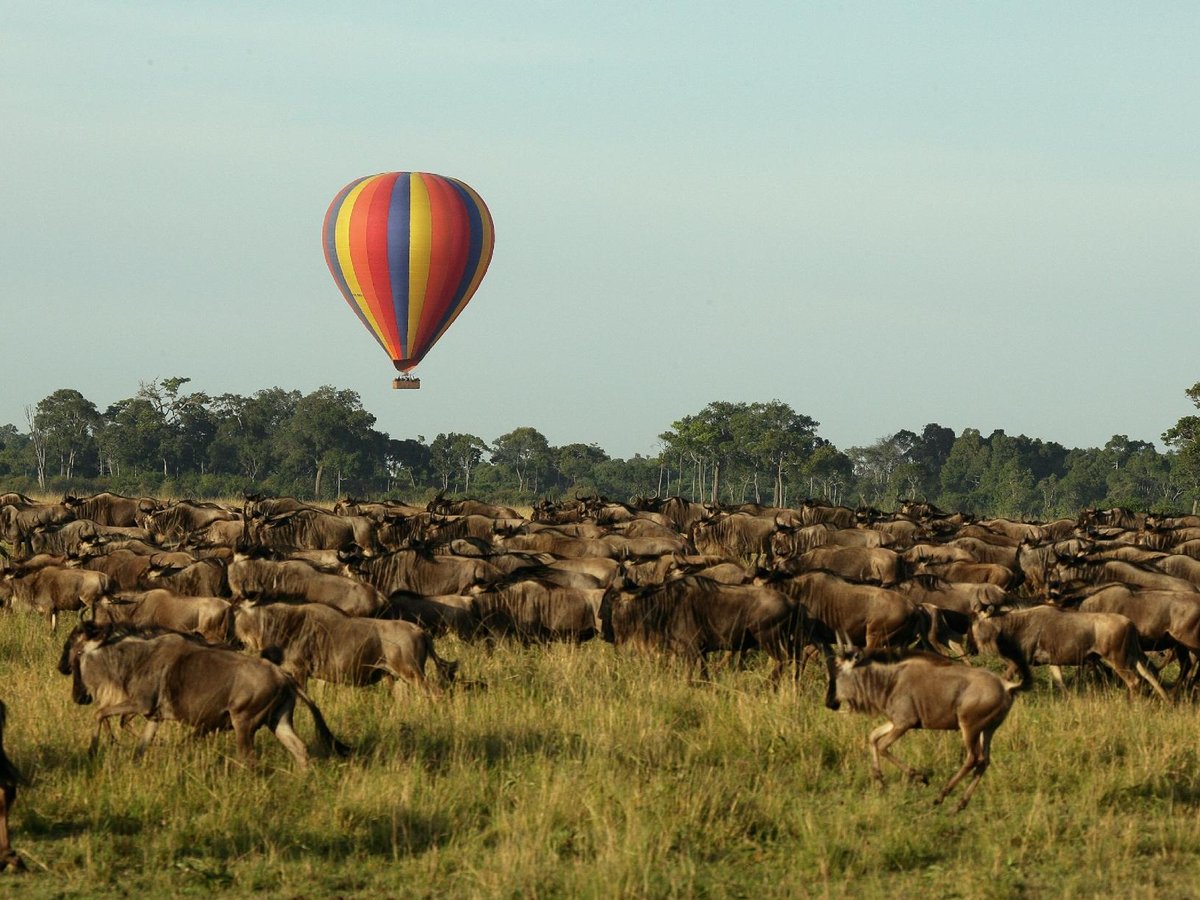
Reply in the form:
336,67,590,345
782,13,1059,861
138,501,238,543
355,548,504,597
247,508,379,556
228,556,386,617
689,512,777,561
233,602,458,699
969,605,1169,700
601,576,808,684
793,546,906,587
0,566,111,628
826,650,1019,812
427,490,520,520
388,591,479,639
93,591,234,643
59,622,347,767
63,492,158,527
470,579,604,643
1075,588,1200,690
767,570,934,652
0,700,24,872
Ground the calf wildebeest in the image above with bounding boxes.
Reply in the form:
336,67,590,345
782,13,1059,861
600,576,808,685
59,623,347,767
0,700,24,872
969,605,1169,700
825,650,1019,812
233,602,458,700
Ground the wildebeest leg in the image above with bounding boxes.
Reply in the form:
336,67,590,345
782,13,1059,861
92,704,143,756
133,720,160,759
953,727,996,813
1134,658,1170,702
1048,665,1068,692
869,720,924,785
267,700,309,770
0,787,22,873
934,722,991,812
231,716,258,765
1171,645,1192,694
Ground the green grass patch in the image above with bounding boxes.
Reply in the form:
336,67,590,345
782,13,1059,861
3,613,1200,896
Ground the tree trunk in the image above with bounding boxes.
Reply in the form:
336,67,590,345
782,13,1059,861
314,462,325,499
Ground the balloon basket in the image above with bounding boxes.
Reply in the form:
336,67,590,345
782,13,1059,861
392,376,421,390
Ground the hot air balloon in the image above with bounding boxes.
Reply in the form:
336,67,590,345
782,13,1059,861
322,172,495,389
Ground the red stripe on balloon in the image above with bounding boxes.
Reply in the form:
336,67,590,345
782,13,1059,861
363,173,400,352
413,176,471,355
348,176,394,353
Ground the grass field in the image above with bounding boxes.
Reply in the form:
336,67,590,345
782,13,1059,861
3,609,1200,898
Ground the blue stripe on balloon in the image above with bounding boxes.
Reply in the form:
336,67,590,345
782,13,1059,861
386,173,413,358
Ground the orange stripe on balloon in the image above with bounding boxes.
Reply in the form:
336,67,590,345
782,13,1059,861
349,176,399,357
362,173,400,355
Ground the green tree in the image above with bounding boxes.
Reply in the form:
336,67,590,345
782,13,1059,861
208,388,300,481
32,389,101,482
429,433,489,493
938,428,989,513
278,386,383,499
555,443,609,492
1163,384,1200,513
491,427,553,494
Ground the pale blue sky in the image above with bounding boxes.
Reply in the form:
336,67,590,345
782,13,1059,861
2,2,1196,457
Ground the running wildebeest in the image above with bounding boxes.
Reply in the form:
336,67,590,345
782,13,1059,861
826,650,1020,812
59,623,348,767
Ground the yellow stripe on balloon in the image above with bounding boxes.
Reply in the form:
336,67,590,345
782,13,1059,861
334,177,387,347
406,174,433,359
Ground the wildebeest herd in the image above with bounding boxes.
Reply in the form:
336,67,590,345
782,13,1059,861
3,490,1200,868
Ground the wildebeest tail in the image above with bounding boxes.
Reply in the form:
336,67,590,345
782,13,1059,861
291,686,352,758
424,632,459,686
259,646,284,666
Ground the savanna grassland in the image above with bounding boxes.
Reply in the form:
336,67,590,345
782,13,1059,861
3,609,1200,899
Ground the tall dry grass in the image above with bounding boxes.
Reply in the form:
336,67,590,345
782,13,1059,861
2,609,1200,897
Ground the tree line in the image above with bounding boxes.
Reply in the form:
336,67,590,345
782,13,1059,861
2,377,1198,517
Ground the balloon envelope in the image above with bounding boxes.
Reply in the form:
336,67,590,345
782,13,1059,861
323,172,495,372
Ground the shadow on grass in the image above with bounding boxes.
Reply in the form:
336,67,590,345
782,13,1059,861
353,725,587,772
185,809,455,860
1103,772,1200,807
